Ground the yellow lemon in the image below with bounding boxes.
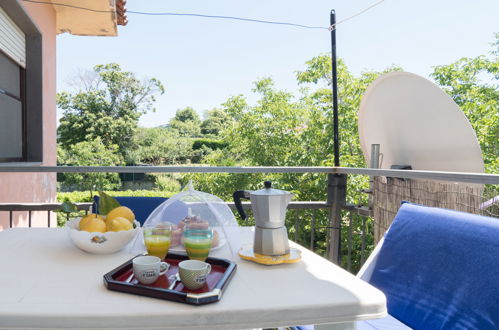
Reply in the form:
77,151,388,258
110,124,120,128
107,217,133,232
105,206,135,226
79,213,104,230
80,217,106,233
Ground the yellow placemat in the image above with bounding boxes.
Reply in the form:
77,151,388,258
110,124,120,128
238,244,301,265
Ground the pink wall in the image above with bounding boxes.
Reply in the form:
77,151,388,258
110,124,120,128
0,2,57,229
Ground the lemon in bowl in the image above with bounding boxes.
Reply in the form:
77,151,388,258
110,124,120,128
105,206,135,226
107,217,133,232
66,212,140,254
79,213,106,232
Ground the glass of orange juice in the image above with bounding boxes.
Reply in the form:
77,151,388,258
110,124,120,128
143,223,172,260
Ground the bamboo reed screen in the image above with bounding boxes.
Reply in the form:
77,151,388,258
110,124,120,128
372,177,498,243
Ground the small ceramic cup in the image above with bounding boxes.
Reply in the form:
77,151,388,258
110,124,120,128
178,259,211,290
133,255,169,285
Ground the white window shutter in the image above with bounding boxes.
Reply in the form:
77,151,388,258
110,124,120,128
0,7,26,68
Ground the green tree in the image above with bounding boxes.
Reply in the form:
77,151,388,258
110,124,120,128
431,33,498,173
200,108,233,136
187,55,402,270
57,63,165,163
133,127,193,165
223,78,306,166
189,56,402,195
57,138,124,192
173,107,200,122
168,107,202,137
296,55,403,168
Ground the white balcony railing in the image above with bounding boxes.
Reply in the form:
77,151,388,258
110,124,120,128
0,165,497,272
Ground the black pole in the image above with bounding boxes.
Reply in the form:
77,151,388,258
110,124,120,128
327,9,343,265
330,10,340,167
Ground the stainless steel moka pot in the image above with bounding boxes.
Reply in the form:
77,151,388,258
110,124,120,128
233,181,293,256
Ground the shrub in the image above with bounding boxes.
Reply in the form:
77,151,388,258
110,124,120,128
192,138,228,151
154,174,181,192
57,190,178,203
57,138,123,191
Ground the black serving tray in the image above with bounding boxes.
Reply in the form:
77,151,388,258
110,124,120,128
103,253,237,305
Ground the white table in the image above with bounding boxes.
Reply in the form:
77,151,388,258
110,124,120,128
0,227,386,329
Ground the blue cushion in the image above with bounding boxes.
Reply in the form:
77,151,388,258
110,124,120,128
93,196,167,225
291,314,411,330
357,313,411,329
368,203,499,329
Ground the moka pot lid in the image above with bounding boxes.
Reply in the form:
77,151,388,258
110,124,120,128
250,181,293,197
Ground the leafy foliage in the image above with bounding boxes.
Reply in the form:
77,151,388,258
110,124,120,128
56,38,498,271
191,57,402,199
192,138,228,151
184,56,402,268
98,191,121,215
132,127,193,165
172,107,200,122
223,78,306,166
57,190,177,204
57,137,124,191
431,35,498,174
168,107,202,137
153,174,182,192
200,108,234,136
57,63,164,163
56,201,78,214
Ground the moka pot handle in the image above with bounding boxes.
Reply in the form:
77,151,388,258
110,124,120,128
233,190,250,222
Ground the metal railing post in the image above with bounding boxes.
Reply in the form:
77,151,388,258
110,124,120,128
368,144,381,209
326,173,347,264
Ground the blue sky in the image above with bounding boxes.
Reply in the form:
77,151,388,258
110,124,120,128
56,0,499,127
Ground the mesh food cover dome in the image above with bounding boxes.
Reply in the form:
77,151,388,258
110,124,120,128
129,183,240,258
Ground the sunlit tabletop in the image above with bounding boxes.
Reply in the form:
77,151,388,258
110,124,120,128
0,227,386,329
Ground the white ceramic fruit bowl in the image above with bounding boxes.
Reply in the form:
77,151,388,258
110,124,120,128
66,218,141,254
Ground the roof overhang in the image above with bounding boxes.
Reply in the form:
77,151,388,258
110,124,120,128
51,0,127,36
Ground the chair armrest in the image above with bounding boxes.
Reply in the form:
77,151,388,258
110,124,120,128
357,236,385,282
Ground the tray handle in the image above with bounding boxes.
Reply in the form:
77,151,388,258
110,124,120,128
186,289,221,304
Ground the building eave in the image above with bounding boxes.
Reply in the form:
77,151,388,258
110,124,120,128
50,0,126,36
